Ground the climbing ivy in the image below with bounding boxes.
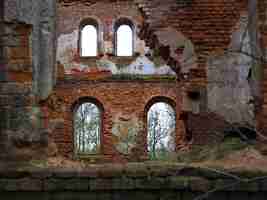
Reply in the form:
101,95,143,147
176,0,193,7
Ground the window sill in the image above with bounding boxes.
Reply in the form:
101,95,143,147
108,55,138,65
80,56,99,61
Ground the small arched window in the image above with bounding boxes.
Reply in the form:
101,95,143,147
74,102,102,155
147,102,176,160
80,19,99,57
114,18,134,56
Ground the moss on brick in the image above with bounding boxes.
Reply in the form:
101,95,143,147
109,74,176,81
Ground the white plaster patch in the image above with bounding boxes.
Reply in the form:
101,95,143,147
112,113,143,155
56,29,176,75
57,30,79,69
118,56,175,75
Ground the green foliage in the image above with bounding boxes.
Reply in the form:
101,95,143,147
109,74,176,81
74,103,101,155
219,138,248,154
151,48,166,68
147,103,176,160
153,56,166,68
29,159,48,168
116,63,127,70
176,0,193,7
148,150,177,162
96,59,113,69
251,63,264,81
177,138,248,163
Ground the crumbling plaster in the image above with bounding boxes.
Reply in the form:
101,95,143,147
207,13,255,126
56,1,196,76
1,0,266,161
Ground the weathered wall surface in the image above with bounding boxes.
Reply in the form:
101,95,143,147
207,53,254,126
44,79,183,161
56,1,189,75
2,0,265,162
138,0,247,76
4,0,56,99
136,0,253,127
207,14,255,125
0,0,57,160
206,8,263,126
55,0,256,157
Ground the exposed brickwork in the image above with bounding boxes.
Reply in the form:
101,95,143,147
57,1,143,36
46,0,258,161
4,23,33,82
56,0,148,72
3,0,267,164
138,0,247,75
0,0,56,160
44,79,183,162
184,112,231,146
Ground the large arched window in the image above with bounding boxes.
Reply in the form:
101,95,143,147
74,102,102,155
114,18,134,56
79,19,99,57
147,102,176,160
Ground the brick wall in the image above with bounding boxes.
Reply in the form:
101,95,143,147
138,0,247,80
135,0,252,128
0,21,36,159
44,79,183,162
0,0,56,160
57,1,145,71
4,23,33,83
57,1,143,36
53,0,255,161
2,0,261,162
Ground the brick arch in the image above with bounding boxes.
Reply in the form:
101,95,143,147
113,17,136,30
78,17,103,56
47,80,179,161
113,16,136,56
71,96,105,113
141,96,177,157
144,96,176,114
71,96,105,157
136,0,248,80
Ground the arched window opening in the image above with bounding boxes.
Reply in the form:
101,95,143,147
74,102,101,154
147,102,176,160
81,25,98,57
115,21,134,56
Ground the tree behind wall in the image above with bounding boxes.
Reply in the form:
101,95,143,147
147,103,175,160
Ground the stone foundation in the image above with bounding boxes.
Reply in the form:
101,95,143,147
0,164,266,200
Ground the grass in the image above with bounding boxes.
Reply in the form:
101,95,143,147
177,138,249,163
29,159,48,168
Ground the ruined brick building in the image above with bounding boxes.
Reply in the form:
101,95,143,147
0,0,267,163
